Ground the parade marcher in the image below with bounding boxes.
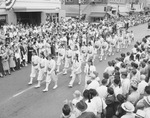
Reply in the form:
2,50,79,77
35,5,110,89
28,51,39,85
63,46,72,75
35,52,47,88
69,54,82,88
44,54,58,92
56,44,65,73
86,42,94,62
84,59,96,89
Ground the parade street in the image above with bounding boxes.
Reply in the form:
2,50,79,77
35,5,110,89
0,24,149,118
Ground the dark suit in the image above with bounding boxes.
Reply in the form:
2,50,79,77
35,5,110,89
77,112,96,118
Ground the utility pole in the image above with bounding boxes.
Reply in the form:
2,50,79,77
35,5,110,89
79,0,81,20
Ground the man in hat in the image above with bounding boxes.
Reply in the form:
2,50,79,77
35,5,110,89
76,100,96,118
143,96,150,118
121,101,135,118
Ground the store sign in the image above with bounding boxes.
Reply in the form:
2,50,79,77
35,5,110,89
109,0,126,4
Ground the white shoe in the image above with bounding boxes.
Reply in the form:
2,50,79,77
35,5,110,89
53,85,58,90
63,72,67,75
35,85,40,88
70,75,73,78
56,70,59,73
28,82,32,85
68,84,73,88
43,88,48,92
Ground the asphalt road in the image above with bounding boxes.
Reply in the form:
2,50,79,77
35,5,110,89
0,24,149,118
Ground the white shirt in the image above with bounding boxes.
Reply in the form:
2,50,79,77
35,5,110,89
113,86,123,97
121,78,130,96
138,80,148,95
104,66,114,76
86,80,99,90
144,108,150,118
96,85,108,99
46,59,56,74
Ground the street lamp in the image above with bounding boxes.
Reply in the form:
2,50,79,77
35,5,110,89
78,0,81,20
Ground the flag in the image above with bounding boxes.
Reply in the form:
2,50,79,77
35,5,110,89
5,0,16,10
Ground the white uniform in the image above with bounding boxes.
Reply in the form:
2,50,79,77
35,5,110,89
37,58,47,81
69,60,82,86
86,46,94,62
57,48,65,66
30,55,39,78
46,59,57,83
64,49,72,68
84,64,96,88
81,45,87,62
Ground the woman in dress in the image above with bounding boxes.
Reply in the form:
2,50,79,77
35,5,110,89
0,46,4,77
69,54,82,88
2,47,10,75
9,46,16,71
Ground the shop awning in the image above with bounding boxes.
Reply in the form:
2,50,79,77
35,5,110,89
12,0,61,12
107,12,115,17
66,13,79,17
119,12,128,16
66,13,85,18
89,12,105,17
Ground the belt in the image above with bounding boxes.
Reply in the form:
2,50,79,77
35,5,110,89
67,56,72,58
48,68,51,71
88,52,92,54
59,53,63,56
32,63,38,66
40,65,45,69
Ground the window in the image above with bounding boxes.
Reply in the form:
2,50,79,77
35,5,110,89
66,0,73,2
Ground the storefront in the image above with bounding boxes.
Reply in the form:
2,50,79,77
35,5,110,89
0,0,64,25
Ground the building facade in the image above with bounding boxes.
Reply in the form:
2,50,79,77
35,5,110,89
0,0,64,25
62,0,146,22
62,0,108,22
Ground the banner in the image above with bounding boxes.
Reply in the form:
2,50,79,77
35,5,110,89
5,0,16,10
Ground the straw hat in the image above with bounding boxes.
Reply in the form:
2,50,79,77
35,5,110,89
135,110,145,118
121,101,135,112
144,96,150,106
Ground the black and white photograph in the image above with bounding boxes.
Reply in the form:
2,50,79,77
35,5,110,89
0,0,150,118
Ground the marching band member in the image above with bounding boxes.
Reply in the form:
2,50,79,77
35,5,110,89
68,54,82,88
86,42,94,62
100,39,108,61
63,46,72,75
56,44,65,73
35,52,47,88
28,51,39,85
81,42,87,63
43,54,58,92
93,38,101,62
84,59,96,89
